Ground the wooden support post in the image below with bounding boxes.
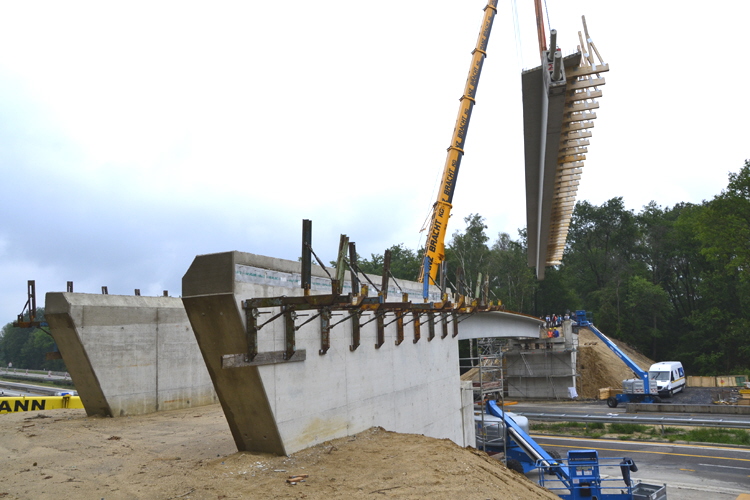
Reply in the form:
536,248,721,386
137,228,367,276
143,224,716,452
412,312,421,343
375,311,385,349
349,311,361,351
319,307,331,355
283,305,297,360
245,305,259,361
301,220,312,296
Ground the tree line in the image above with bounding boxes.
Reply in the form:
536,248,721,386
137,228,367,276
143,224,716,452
356,160,750,376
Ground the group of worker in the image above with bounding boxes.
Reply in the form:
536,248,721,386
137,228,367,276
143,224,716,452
544,312,569,328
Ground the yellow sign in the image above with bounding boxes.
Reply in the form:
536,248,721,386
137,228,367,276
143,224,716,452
0,395,84,413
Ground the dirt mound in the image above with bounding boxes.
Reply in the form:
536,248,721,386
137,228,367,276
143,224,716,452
0,404,559,500
577,327,655,399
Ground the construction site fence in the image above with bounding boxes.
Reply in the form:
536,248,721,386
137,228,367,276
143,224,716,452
688,375,749,388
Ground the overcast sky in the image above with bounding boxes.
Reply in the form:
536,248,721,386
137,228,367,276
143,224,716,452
1,1,748,324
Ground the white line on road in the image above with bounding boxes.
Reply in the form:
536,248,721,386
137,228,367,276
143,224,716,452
699,463,750,471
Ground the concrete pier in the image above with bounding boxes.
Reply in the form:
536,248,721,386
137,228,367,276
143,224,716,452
45,293,217,417
182,251,475,456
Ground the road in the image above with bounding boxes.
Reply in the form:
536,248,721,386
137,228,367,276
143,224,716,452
501,399,750,498
509,399,750,427
529,434,750,499
0,380,68,397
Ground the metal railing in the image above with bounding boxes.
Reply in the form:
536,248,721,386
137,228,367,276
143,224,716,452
516,411,750,430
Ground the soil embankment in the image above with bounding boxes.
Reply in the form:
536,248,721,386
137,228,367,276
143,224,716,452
0,405,559,500
576,327,655,399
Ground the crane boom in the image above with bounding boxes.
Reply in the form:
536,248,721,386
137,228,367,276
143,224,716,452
419,0,498,289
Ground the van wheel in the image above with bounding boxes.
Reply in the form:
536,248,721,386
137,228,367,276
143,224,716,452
607,397,618,408
669,389,673,397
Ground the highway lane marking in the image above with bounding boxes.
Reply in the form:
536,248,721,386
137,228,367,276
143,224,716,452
532,434,750,452
698,463,750,471
531,436,750,463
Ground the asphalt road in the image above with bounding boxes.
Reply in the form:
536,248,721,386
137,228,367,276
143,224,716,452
501,397,750,498
0,380,66,396
509,396,750,426
530,434,750,499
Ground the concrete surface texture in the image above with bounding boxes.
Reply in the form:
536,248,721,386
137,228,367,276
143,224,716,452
45,292,217,417
182,251,478,456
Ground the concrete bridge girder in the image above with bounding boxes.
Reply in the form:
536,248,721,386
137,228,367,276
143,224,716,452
457,311,543,341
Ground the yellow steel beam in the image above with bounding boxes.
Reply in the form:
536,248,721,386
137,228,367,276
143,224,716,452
0,395,84,413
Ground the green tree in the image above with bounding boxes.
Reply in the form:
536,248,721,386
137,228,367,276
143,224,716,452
487,231,537,312
623,275,670,359
356,244,422,281
696,161,750,311
565,198,642,336
0,308,66,371
674,161,750,374
445,214,491,296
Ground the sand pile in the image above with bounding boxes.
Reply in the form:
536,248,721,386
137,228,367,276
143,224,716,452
0,404,560,500
576,327,655,399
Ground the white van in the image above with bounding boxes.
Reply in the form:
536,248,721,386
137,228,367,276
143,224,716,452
648,361,686,397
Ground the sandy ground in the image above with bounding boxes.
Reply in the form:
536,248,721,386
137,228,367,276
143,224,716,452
0,327,670,499
576,328,656,399
0,404,560,500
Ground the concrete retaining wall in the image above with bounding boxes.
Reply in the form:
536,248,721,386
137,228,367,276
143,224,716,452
182,251,474,456
45,293,217,417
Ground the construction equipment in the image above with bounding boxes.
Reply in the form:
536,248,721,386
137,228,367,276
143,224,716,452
574,311,661,408
484,400,668,499
419,0,497,292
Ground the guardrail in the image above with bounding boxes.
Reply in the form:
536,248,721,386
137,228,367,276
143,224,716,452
515,411,750,430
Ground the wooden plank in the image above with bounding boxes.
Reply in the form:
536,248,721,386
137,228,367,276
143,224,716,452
558,162,584,171
558,154,586,163
558,146,588,157
569,77,606,91
550,208,575,216
562,121,595,133
567,63,610,78
557,166,583,175
556,173,582,182
566,101,600,113
560,138,591,147
566,111,597,122
568,89,603,101
222,349,307,368
555,180,580,189
562,130,593,140
551,201,576,209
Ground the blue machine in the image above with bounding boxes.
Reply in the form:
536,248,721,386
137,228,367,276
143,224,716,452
485,400,667,499
574,311,661,408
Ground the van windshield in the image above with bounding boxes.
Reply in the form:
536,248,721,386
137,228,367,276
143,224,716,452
649,371,670,381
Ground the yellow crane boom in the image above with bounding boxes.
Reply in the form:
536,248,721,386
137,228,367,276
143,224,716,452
420,0,497,292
